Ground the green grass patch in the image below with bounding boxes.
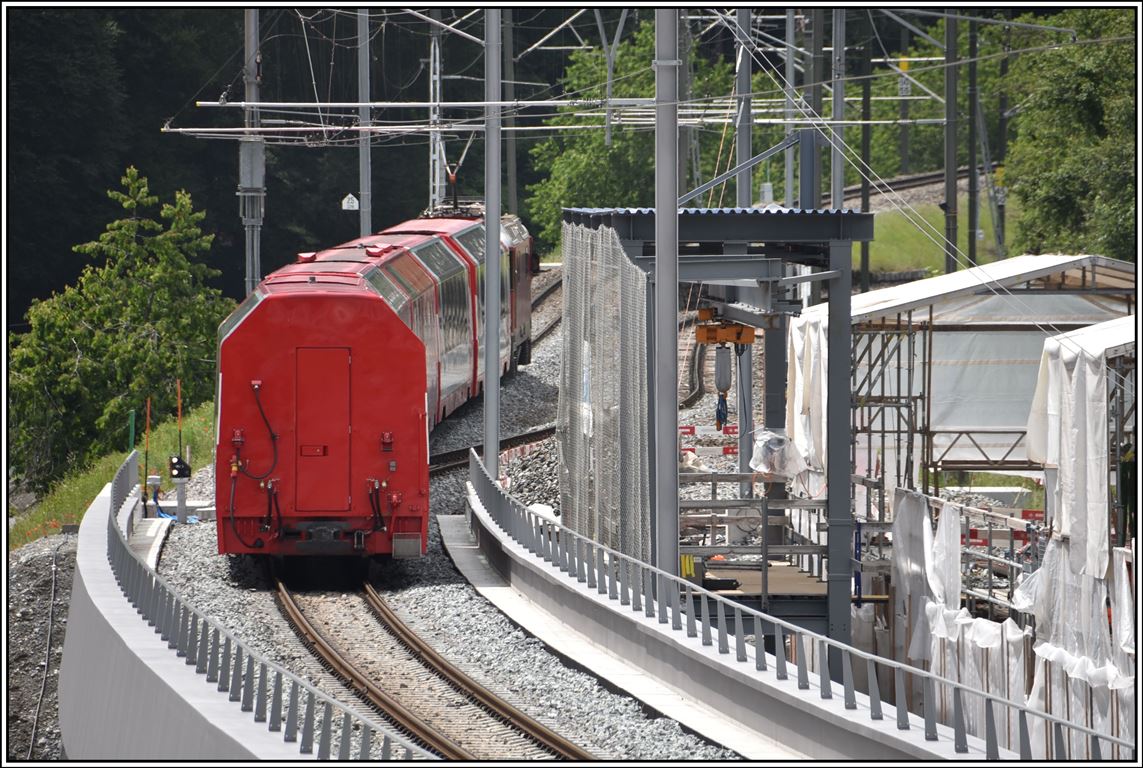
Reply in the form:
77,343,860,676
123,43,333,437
8,401,216,550
855,194,1023,274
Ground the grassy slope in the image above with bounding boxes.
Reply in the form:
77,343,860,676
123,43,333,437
855,194,1022,274
8,401,216,550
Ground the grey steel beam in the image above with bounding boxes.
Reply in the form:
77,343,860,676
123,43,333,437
736,7,752,209
830,9,845,210
503,9,518,215
357,9,372,236
240,9,264,295
568,207,872,244
944,10,958,274
653,9,680,576
826,241,853,653
785,9,797,207
483,9,501,477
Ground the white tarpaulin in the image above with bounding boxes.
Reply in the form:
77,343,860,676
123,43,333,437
1012,537,1133,758
786,256,1132,490
1026,314,1135,578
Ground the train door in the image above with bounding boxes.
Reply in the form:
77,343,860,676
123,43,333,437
296,347,351,512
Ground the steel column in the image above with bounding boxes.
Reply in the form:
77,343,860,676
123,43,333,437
735,8,754,491
944,11,958,273
240,8,264,295
784,9,796,206
826,241,853,652
653,8,680,576
830,9,845,209
357,9,371,236
483,9,502,478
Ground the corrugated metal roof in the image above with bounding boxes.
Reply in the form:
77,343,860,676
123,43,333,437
564,206,859,216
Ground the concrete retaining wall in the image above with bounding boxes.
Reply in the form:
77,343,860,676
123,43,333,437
58,482,302,760
465,481,1009,761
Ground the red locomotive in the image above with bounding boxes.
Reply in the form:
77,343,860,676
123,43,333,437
214,208,534,557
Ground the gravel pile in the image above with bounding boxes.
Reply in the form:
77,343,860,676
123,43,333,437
7,534,76,762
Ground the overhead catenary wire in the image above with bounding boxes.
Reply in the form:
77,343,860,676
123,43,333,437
712,8,1136,389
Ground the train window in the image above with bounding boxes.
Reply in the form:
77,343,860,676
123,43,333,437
453,225,486,264
364,267,407,313
412,240,463,280
218,289,263,343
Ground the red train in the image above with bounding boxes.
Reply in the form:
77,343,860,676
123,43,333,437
214,207,535,557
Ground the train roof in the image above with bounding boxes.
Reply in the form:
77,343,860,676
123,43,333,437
384,217,482,236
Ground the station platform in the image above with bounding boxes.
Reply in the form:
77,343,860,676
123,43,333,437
438,513,806,760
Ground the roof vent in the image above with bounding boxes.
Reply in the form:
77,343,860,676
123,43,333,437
297,251,316,263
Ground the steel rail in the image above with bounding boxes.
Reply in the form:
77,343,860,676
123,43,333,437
362,583,595,760
429,424,557,474
274,578,475,760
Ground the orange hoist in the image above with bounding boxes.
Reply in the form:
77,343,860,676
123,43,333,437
694,308,756,429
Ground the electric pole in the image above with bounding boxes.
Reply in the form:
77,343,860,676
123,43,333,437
358,9,372,236
240,8,265,295
944,11,958,274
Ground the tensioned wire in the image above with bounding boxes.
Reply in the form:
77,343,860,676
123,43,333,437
712,8,1136,390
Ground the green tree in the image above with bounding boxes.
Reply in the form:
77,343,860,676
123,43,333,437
1005,8,1135,261
8,168,234,491
527,20,733,250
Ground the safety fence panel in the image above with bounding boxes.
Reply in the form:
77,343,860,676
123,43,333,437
104,451,434,761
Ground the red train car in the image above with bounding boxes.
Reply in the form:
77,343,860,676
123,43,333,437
214,212,533,557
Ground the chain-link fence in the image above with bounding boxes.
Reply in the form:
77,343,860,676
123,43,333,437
557,222,650,563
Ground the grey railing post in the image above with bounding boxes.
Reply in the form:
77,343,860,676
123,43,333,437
734,609,747,662
842,650,856,709
774,624,788,680
300,690,316,754
923,677,937,740
229,645,244,702
631,563,643,612
186,613,199,665
586,545,597,589
657,574,668,624
700,593,713,646
896,671,909,729
716,600,729,654
381,734,392,761
670,582,681,631
269,671,284,731
317,700,333,759
359,725,372,760
685,585,697,638
207,628,221,682
255,663,269,722
596,546,607,595
620,559,630,605
1052,721,1066,759
576,539,587,583
609,557,619,601
819,640,832,699
285,680,301,741
1090,733,1102,761
242,654,256,711
984,699,999,759
1017,710,1031,759
338,710,353,760
867,659,882,719
952,686,968,752
643,570,655,618
196,622,210,674
795,633,809,689
218,636,232,692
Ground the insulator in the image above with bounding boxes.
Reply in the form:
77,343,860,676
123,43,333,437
714,345,732,394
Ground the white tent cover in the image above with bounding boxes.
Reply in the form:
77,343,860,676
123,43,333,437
1026,314,1136,577
786,255,1134,490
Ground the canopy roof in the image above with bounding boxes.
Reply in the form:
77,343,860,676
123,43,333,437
801,254,1134,324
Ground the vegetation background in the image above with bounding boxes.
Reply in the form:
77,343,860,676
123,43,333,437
5,8,1135,526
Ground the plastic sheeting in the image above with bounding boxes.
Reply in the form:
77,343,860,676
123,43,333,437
1026,314,1136,578
891,488,932,663
786,258,1132,487
1012,537,1133,758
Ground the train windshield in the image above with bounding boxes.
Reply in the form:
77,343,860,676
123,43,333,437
364,267,408,314
452,225,487,264
218,289,263,344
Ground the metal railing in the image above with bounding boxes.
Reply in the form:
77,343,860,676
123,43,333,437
470,450,1135,761
104,451,433,761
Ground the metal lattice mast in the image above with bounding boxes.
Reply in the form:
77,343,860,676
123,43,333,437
653,8,679,576
357,9,372,236
483,9,502,478
240,8,265,295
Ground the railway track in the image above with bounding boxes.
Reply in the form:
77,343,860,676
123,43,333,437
275,576,593,760
827,164,996,207
429,424,556,474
